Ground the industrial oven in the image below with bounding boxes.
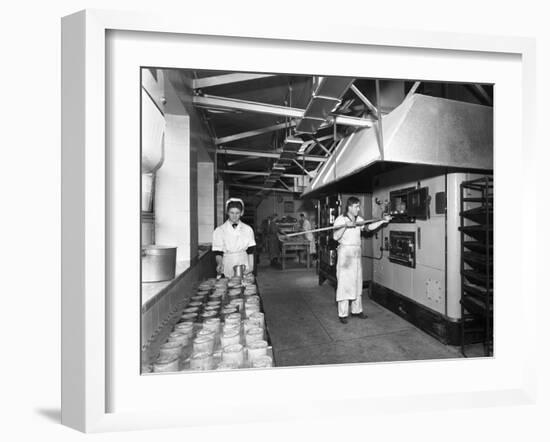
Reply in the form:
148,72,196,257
317,195,340,285
368,168,489,345
314,167,489,345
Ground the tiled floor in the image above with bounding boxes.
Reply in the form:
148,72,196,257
256,257,468,367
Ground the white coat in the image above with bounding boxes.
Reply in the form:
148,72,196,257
302,219,316,254
212,220,256,277
333,215,365,302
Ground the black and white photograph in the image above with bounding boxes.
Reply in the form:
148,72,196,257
140,68,493,374
3,0,548,436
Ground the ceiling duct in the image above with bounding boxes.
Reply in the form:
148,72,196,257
295,77,356,134
254,136,305,198
302,93,493,196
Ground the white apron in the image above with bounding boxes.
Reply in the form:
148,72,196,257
335,245,363,301
333,215,364,302
212,220,256,277
302,220,316,254
223,251,248,278
306,232,316,254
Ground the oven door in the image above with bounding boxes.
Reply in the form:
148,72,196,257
389,231,416,268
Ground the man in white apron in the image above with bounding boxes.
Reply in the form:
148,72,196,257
299,213,316,256
333,197,390,324
212,198,256,277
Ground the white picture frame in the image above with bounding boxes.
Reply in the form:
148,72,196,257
61,9,537,433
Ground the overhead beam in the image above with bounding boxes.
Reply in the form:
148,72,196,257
215,121,296,145
292,159,314,177
193,73,276,89
226,156,256,167
300,134,333,154
375,80,385,160
193,94,373,128
314,134,334,143
278,179,292,191
405,81,421,101
311,139,339,176
350,84,378,116
220,169,304,179
228,183,298,194
312,138,331,156
324,139,340,157
195,94,303,117
231,174,262,182
470,84,493,106
337,98,355,114
303,134,334,154
215,148,327,162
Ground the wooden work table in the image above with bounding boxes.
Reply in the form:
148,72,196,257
277,234,311,270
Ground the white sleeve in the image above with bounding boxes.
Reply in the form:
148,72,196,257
212,227,224,252
333,216,346,240
334,216,346,227
246,226,256,248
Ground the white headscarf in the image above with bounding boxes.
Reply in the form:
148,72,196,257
225,197,245,216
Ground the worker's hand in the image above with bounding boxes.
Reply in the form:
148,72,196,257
216,263,224,274
382,215,392,224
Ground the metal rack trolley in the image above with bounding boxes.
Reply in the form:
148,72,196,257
459,176,493,357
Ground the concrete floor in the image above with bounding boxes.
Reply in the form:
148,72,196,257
256,256,467,367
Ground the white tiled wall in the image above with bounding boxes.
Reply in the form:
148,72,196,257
155,113,191,263
144,68,217,267
189,150,199,258
198,162,215,243
142,69,220,357
216,180,225,226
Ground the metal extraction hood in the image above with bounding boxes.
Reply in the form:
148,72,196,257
302,93,493,196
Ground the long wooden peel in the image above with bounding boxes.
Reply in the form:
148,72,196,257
284,218,381,238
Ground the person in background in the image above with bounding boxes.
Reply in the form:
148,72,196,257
333,197,391,324
267,213,280,266
299,213,316,260
212,198,256,277
259,216,269,255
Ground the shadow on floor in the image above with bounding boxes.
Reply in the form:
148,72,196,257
34,408,61,423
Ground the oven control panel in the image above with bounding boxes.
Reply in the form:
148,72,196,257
389,231,416,268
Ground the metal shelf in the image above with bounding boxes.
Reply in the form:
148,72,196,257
463,251,493,271
461,295,493,317
462,269,493,286
460,206,494,224
463,241,493,254
460,176,493,357
463,282,493,299
459,225,493,243
462,197,493,203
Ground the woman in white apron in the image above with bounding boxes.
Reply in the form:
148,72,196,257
333,197,390,324
212,198,256,277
